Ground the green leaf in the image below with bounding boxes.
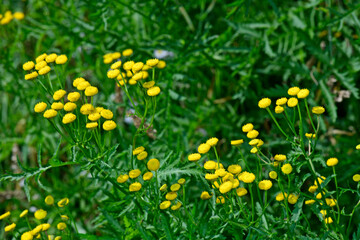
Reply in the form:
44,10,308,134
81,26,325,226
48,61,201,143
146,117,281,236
319,80,337,122
333,70,359,99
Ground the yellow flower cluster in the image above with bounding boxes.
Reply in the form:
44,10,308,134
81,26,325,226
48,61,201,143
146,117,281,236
239,123,264,154
159,178,185,210
0,10,24,25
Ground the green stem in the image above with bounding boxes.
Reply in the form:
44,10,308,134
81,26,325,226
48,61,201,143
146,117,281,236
333,166,341,224
266,108,290,140
249,183,255,222
347,199,360,236
283,108,297,135
297,104,305,151
304,99,316,132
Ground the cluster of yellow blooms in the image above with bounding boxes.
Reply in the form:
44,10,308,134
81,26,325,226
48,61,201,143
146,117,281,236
158,178,185,210
1,196,70,240
103,49,166,97
117,146,160,192
23,53,68,80
0,10,24,25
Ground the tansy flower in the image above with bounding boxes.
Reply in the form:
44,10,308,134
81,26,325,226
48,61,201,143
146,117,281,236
222,172,234,182
39,66,51,75
219,181,233,194
132,62,144,72
326,158,338,167
269,171,277,179
111,61,122,69
35,60,47,70
122,49,133,57
86,122,98,129
34,209,47,220
308,185,318,193
100,109,113,119
112,52,121,59
146,59,159,67
131,72,143,81
147,86,161,97
45,53,58,63
258,98,271,108
305,133,316,139
20,210,28,218
247,130,259,139
287,97,298,107
0,212,10,220
228,165,241,174
53,90,67,101
117,174,129,183
55,55,68,64
316,192,325,199
34,102,47,113
137,151,148,160
356,144,360,150
117,79,127,86
58,198,69,207
171,202,182,211
353,174,360,182
205,173,218,181
231,139,244,146
206,137,219,146
204,160,217,170
73,77,85,87
80,104,94,115
216,196,225,204
232,179,240,188
36,53,47,63
64,102,77,112
287,193,299,204
129,182,142,192
104,57,112,64
305,200,315,205
212,182,220,189
31,225,42,235
21,232,33,240
274,154,286,161
142,71,149,79
5,223,16,232
13,12,24,20
288,87,300,96
200,191,212,200
258,180,272,190
159,201,171,210
281,163,293,174
188,153,201,161
123,61,135,71
240,172,255,183
147,158,160,171
43,109,57,119
297,89,309,98
142,65,151,71
133,146,145,155
276,97,287,105
129,79,137,85
85,86,98,96
45,195,54,205
23,61,35,71
51,102,64,111
242,123,254,132
160,184,167,191
107,69,120,79
143,172,153,181
273,161,279,167
142,81,155,89
41,223,51,231
157,60,166,69
250,147,258,154
257,139,264,147
166,192,177,200
276,192,287,201
126,71,133,77
178,178,186,185
198,143,211,154
236,187,248,197
67,92,80,103
77,81,91,91
215,168,227,177
62,113,76,124
129,169,141,178
249,139,259,146
275,106,284,114
57,222,67,230
25,71,38,80
312,106,325,115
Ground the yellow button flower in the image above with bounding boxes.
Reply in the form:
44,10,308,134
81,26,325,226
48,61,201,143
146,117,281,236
57,222,66,230
20,209,28,218
170,183,181,192
353,174,360,182
258,98,271,108
117,174,129,183
111,52,121,59
200,191,212,200
312,106,325,115
13,12,24,20
122,49,133,57
73,77,85,87
188,153,201,161
67,92,81,102
281,163,293,175
55,55,68,64
239,172,255,183
305,200,315,205
85,86,98,96
34,102,47,113
297,89,309,98
147,158,160,171
276,97,287,105
23,61,35,71
86,122,98,129
57,198,69,207
41,223,51,231
146,59,159,67
137,151,148,160
45,195,54,205
274,154,286,161
143,172,153,181
88,112,100,121
51,102,64,110
133,146,145,155
288,87,300,96
231,139,244,146
160,184,167,191
159,200,171,210
249,139,259,146
269,171,277,179
206,137,218,147
4,223,16,232
275,106,284,114
123,61,135,71
132,62,144,72
228,165,241,174
45,53,58,63
219,181,233,194
39,66,51,75
166,192,177,200
80,104,94,115
111,61,122,69
204,160,217,170
326,157,338,167
43,109,57,119
288,193,299,204
129,169,141,179
250,147,258,154
258,180,272,190
276,192,287,201
171,202,182,211
0,211,10,220
36,53,47,63
53,89,66,100
64,102,77,112
215,168,227,177
21,232,33,240
77,81,91,91
247,130,259,139
198,143,211,154
34,209,47,220
205,173,218,181
156,60,166,69
287,97,298,107
142,81,155,89
308,185,318,193
35,60,47,70
25,71,38,80
62,113,76,124
100,109,114,119
236,187,248,197
178,178,186,185
129,182,142,192
147,86,161,97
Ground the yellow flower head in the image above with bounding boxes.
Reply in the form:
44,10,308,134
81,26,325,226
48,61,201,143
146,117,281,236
147,86,161,97
104,57,113,64
258,180,272,190
31,225,43,235
242,123,254,132
288,87,300,96
123,61,135,71
55,55,68,65
34,102,47,113
45,53,58,63
198,143,211,154
133,146,145,155
178,178,186,185
107,69,120,79
305,133,316,139
305,200,315,205
308,185,318,193
53,89,66,101
257,139,264,147
206,137,219,147
73,77,86,87
142,65,151,71
325,198,336,207
143,172,153,181
160,184,167,191
111,61,122,69
62,113,76,124
146,59,159,67
57,222,67,230
249,139,259,146
216,196,225,204
258,98,271,108
100,109,114,119
200,191,212,200
236,187,248,197
86,122,98,129
35,60,47,70
205,173,218,181
142,71,149,79
147,158,160,171
34,209,47,220
13,12,25,20
129,79,137,85
142,81,155,89
166,192,178,200
276,192,287,201
21,232,33,240
325,217,333,224
287,97,298,107
239,172,255,183
170,183,181,192
77,81,91,91
297,89,310,98
0,212,10,220
80,104,95,115
137,151,148,160
171,202,182,211
57,198,69,207
20,210,28,218
275,106,284,114
219,181,233,194
269,171,277,179
326,157,338,167
250,147,258,154
64,102,77,112
281,163,293,175
129,182,142,192
231,139,244,146
132,62,144,72
159,200,171,210
274,154,286,161
43,109,57,119
287,193,299,204
51,102,64,111
215,168,227,177
188,153,201,161
247,130,259,139
122,49,133,57
312,106,325,115
23,61,35,71
4,223,16,232
204,160,217,170
45,195,54,205
131,72,143,81
39,66,51,75
25,71,38,80
85,86,98,97
117,174,129,183
156,60,166,69
276,97,287,105
129,169,141,179
112,52,121,59
353,174,360,182
228,164,241,174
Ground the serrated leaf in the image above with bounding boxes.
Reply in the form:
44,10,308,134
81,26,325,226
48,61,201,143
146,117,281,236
100,208,124,234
